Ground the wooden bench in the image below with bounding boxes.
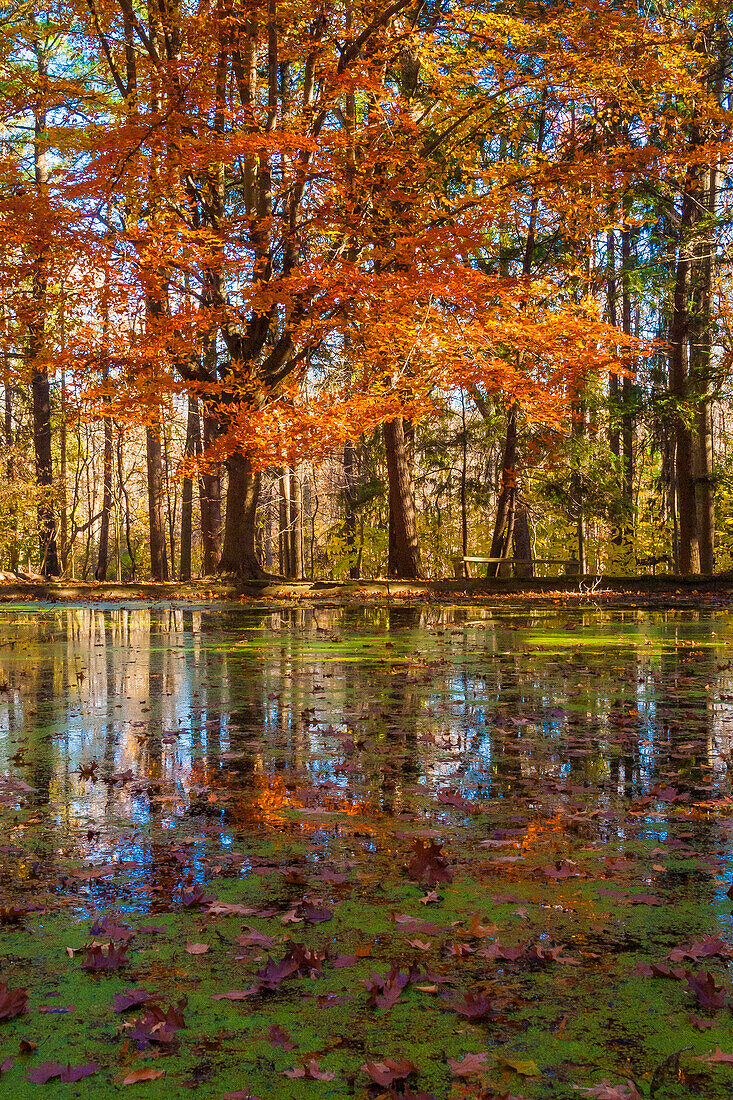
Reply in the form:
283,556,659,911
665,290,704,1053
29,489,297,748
451,556,577,579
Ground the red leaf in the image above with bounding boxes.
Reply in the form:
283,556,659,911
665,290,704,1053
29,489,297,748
112,989,158,1013
25,1062,66,1084
0,982,28,1020
407,839,452,884
694,1046,733,1064
442,989,493,1019
362,1058,415,1086
282,1059,334,1080
449,1052,490,1076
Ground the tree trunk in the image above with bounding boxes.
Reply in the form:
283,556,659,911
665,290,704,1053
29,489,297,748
199,413,222,575
669,178,700,574
513,505,533,577
343,439,359,578
95,415,113,581
290,466,303,579
384,418,421,578
279,467,292,577
30,75,60,577
4,384,17,572
691,164,717,574
219,452,266,578
146,423,169,581
179,394,198,581
621,221,635,545
487,405,518,577
460,391,468,578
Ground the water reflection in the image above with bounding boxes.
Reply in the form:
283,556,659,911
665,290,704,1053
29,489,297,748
0,602,730,908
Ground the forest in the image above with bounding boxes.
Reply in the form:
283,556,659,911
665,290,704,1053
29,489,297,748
1,0,732,583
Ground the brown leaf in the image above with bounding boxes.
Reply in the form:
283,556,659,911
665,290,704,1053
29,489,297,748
185,942,210,955
442,989,493,1019
0,982,28,1021
407,838,453,885
362,1058,415,1086
282,1059,335,1080
449,1051,490,1076
267,1024,295,1050
694,1047,733,1064
122,1067,166,1085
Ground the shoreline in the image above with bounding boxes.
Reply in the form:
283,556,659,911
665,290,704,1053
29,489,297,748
0,574,731,608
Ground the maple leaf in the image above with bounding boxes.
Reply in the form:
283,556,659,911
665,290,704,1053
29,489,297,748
669,936,730,963
81,943,129,971
437,788,477,811
442,989,494,1019
363,964,415,1010
129,1003,186,1049
236,927,275,948
282,1059,334,1080
694,1047,733,1063
362,1058,415,1086
90,915,135,943
76,760,99,781
267,1024,295,1050
448,1051,490,1076
0,982,28,1020
112,989,158,1013
572,1080,642,1099
685,969,729,1010
25,1061,99,1084
687,1014,714,1031
177,885,215,909
122,1067,166,1085
407,838,453,884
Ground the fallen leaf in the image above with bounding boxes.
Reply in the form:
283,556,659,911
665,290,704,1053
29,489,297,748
362,1058,415,1086
185,942,210,955
694,1047,733,1064
572,1081,642,1099
122,1067,166,1085
282,1059,335,1080
496,1054,540,1076
449,1052,490,1076
0,982,28,1020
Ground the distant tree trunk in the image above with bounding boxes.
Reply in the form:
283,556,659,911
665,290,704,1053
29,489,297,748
487,405,518,577
95,416,113,581
571,397,586,573
279,467,292,577
669,178,700,575
290,466,303,579
30,74,60,577
199,413,222,575
513,505,533,577
460,391,468,578
219,452,265,578
343,439,359,578
4,384,17,572
146,423,169,581
621,220,635,545
179,394,198,582
607,225,621,469
691,161,717,575
384,418,421,578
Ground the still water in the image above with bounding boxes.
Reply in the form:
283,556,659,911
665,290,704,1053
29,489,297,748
0,600,730,912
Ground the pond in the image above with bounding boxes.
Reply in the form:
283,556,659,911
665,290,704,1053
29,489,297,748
1,600,733,1098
